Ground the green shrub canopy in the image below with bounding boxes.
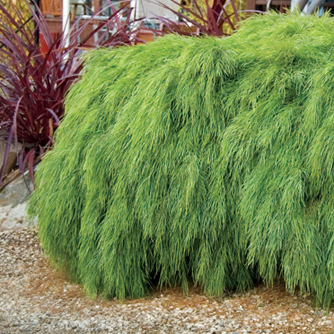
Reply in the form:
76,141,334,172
29,12,334,308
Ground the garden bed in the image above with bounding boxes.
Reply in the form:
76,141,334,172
0,227,333,333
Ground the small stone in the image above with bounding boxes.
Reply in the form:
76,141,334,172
197,324,206,330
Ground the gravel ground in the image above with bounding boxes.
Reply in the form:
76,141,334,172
1,228,334,334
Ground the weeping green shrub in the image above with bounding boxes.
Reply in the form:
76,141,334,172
28,12,334,308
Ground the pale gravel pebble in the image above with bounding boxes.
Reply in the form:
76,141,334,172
1,228,334,333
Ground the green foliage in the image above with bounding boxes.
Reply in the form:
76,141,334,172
28,12,334,307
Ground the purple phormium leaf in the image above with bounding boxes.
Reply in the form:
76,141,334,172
46,108,60,126
0,3,31,40
229,0,240,22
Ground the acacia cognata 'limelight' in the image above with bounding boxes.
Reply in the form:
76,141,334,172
29,12,334,308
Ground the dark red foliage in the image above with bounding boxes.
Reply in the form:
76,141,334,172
158,0,240,37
